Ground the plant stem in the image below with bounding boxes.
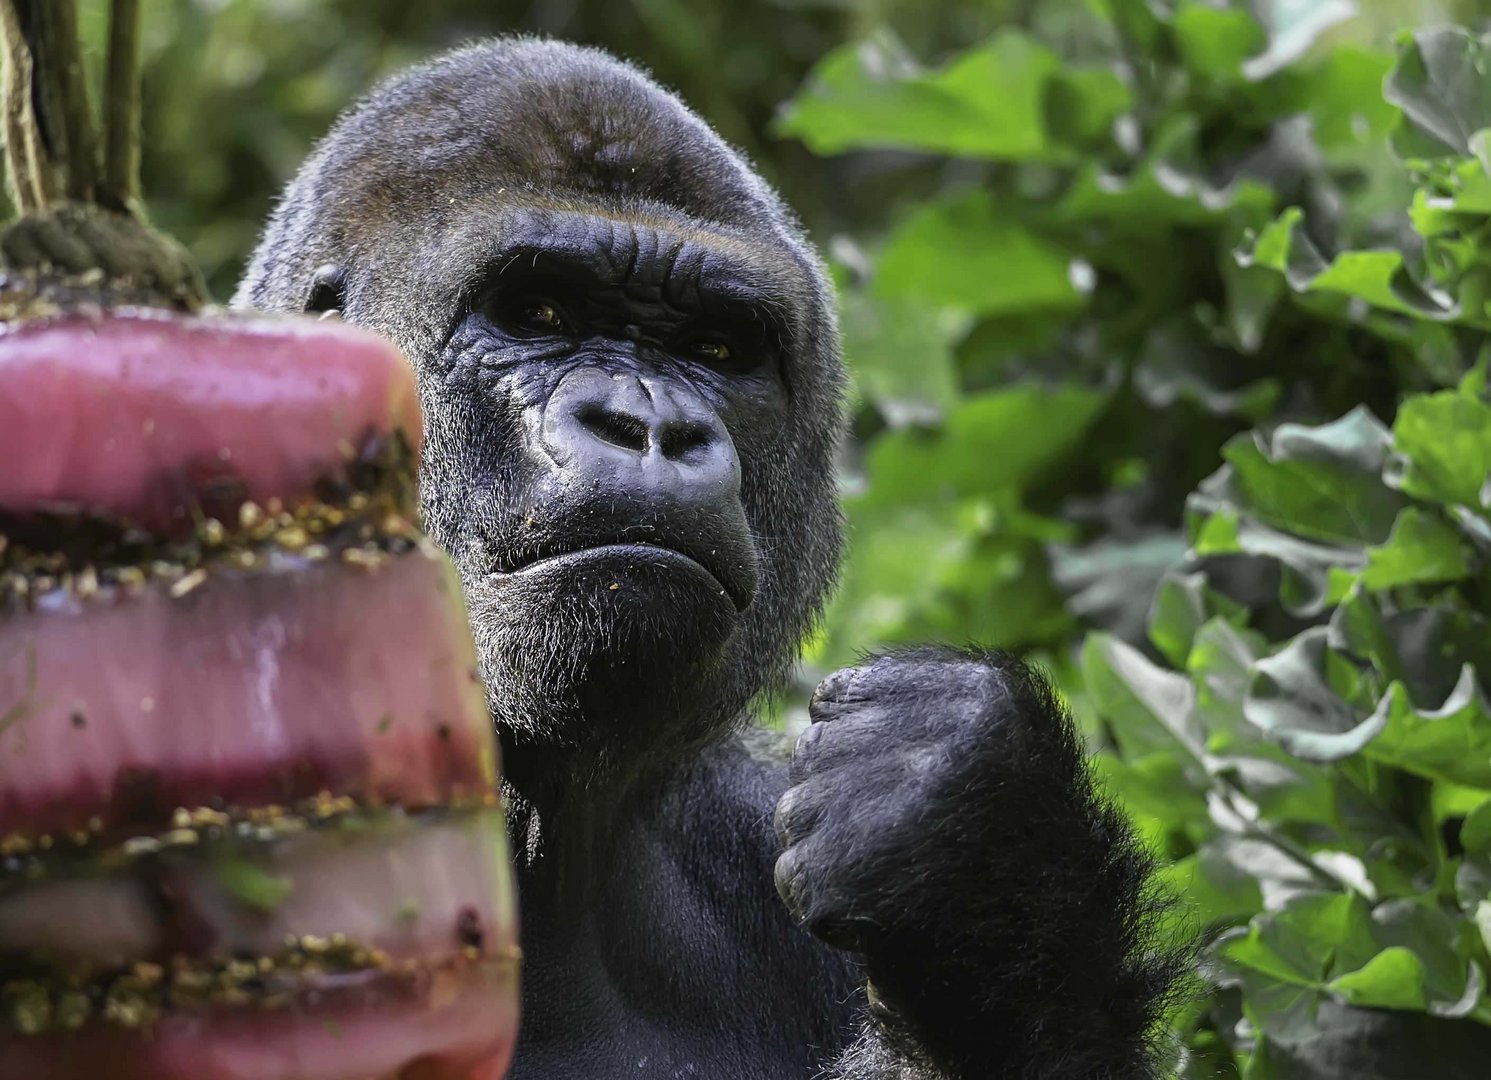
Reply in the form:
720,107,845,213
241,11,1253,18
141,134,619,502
0,2,48,211
103,0,139,211
31,0,99,203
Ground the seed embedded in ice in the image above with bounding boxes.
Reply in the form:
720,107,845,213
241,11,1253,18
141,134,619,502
168,568,208,598
275,525,310,551
456,906,485,953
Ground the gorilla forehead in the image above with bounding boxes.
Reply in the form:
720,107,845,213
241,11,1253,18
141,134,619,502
348,40,771,217
268,38,804,257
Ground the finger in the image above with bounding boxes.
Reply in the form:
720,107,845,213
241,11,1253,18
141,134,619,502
803,909,878,955
809,665,867,719
788,720,828,783
775,841,878,954
788,716,873,781
773,781,825,846
773,844,806,916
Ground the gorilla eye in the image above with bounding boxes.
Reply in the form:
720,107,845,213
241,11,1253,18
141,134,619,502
515,301,564,333
689,340,732,364
491,292,569,337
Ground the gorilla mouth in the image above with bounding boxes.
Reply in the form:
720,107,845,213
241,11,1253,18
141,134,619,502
497,542,755,612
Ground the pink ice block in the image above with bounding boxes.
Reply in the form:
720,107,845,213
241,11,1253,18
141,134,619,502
0,310,423,532
0,548,496,837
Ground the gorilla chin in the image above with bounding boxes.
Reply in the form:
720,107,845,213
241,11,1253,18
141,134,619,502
466,543,745,748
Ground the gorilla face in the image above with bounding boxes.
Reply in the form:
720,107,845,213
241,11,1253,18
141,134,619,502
236,41,846,764
421,208,808,752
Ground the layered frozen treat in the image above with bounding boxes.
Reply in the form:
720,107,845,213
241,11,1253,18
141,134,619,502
0,311,519,1080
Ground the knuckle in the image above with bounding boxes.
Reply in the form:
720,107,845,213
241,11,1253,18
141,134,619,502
809,666,864,713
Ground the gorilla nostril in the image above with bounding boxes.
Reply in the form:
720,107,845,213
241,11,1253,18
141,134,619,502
659,420,714,463
575,402,651,454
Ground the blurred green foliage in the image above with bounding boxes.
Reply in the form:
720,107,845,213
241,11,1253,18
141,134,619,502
120,0,1491,1075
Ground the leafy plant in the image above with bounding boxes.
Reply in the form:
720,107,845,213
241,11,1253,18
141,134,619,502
784,4,1491,1075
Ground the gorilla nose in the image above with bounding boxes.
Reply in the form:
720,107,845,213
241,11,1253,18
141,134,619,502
574,401,715,464
543,368,740,496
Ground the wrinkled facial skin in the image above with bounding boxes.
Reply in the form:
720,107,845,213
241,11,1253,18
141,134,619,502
421,211,799,753
236,41,846,767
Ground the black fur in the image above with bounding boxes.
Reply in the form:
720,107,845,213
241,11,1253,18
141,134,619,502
236,37,1180,1079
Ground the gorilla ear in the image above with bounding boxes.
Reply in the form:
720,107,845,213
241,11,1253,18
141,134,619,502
304,263,348,317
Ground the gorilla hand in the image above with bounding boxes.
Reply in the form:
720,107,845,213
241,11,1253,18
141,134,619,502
774,648,1180,1080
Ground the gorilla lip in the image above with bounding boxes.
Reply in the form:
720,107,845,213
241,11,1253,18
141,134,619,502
498,541,754,611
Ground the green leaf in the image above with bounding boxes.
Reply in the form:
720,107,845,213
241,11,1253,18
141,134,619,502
1150,572,1249,669
823,500,1073,665
839,288,968,421
1160,845,1265,927
1082,633,1203,760
1219,892,1379,986
1245,628,1371,760
1361,507,1472,589
777,32,1064,160
1368,900,1478,1013
1056,119,1274,233
861,384,1104,507
821,501,976,665
1331,588,1491,709
1213,407,1407,546
1187,492,1365,616
1327,947,1428,1010
1186,618,1336,823
1095,750,1210,848
1051,533,1188,644
1134,318,1281,420
1476,900,1491,955
1241,0,1357,82
1410,154,1491,226
1311,251,1444,315
1251,997,1491,1075
1240,210,1466,322
1385,27,1491,159
1172,2,1265,83
1043,66,1133,149
1460,799,1491,853
1189,616,1266,737
875,190,1080,316
1363,667,1491,789
1302,46,1399,149
1389,391,1491,508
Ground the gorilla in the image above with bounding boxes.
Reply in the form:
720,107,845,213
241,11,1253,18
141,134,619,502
236,38,1180,1079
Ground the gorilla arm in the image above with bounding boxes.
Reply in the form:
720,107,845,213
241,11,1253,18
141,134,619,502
774,649,1185,1080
